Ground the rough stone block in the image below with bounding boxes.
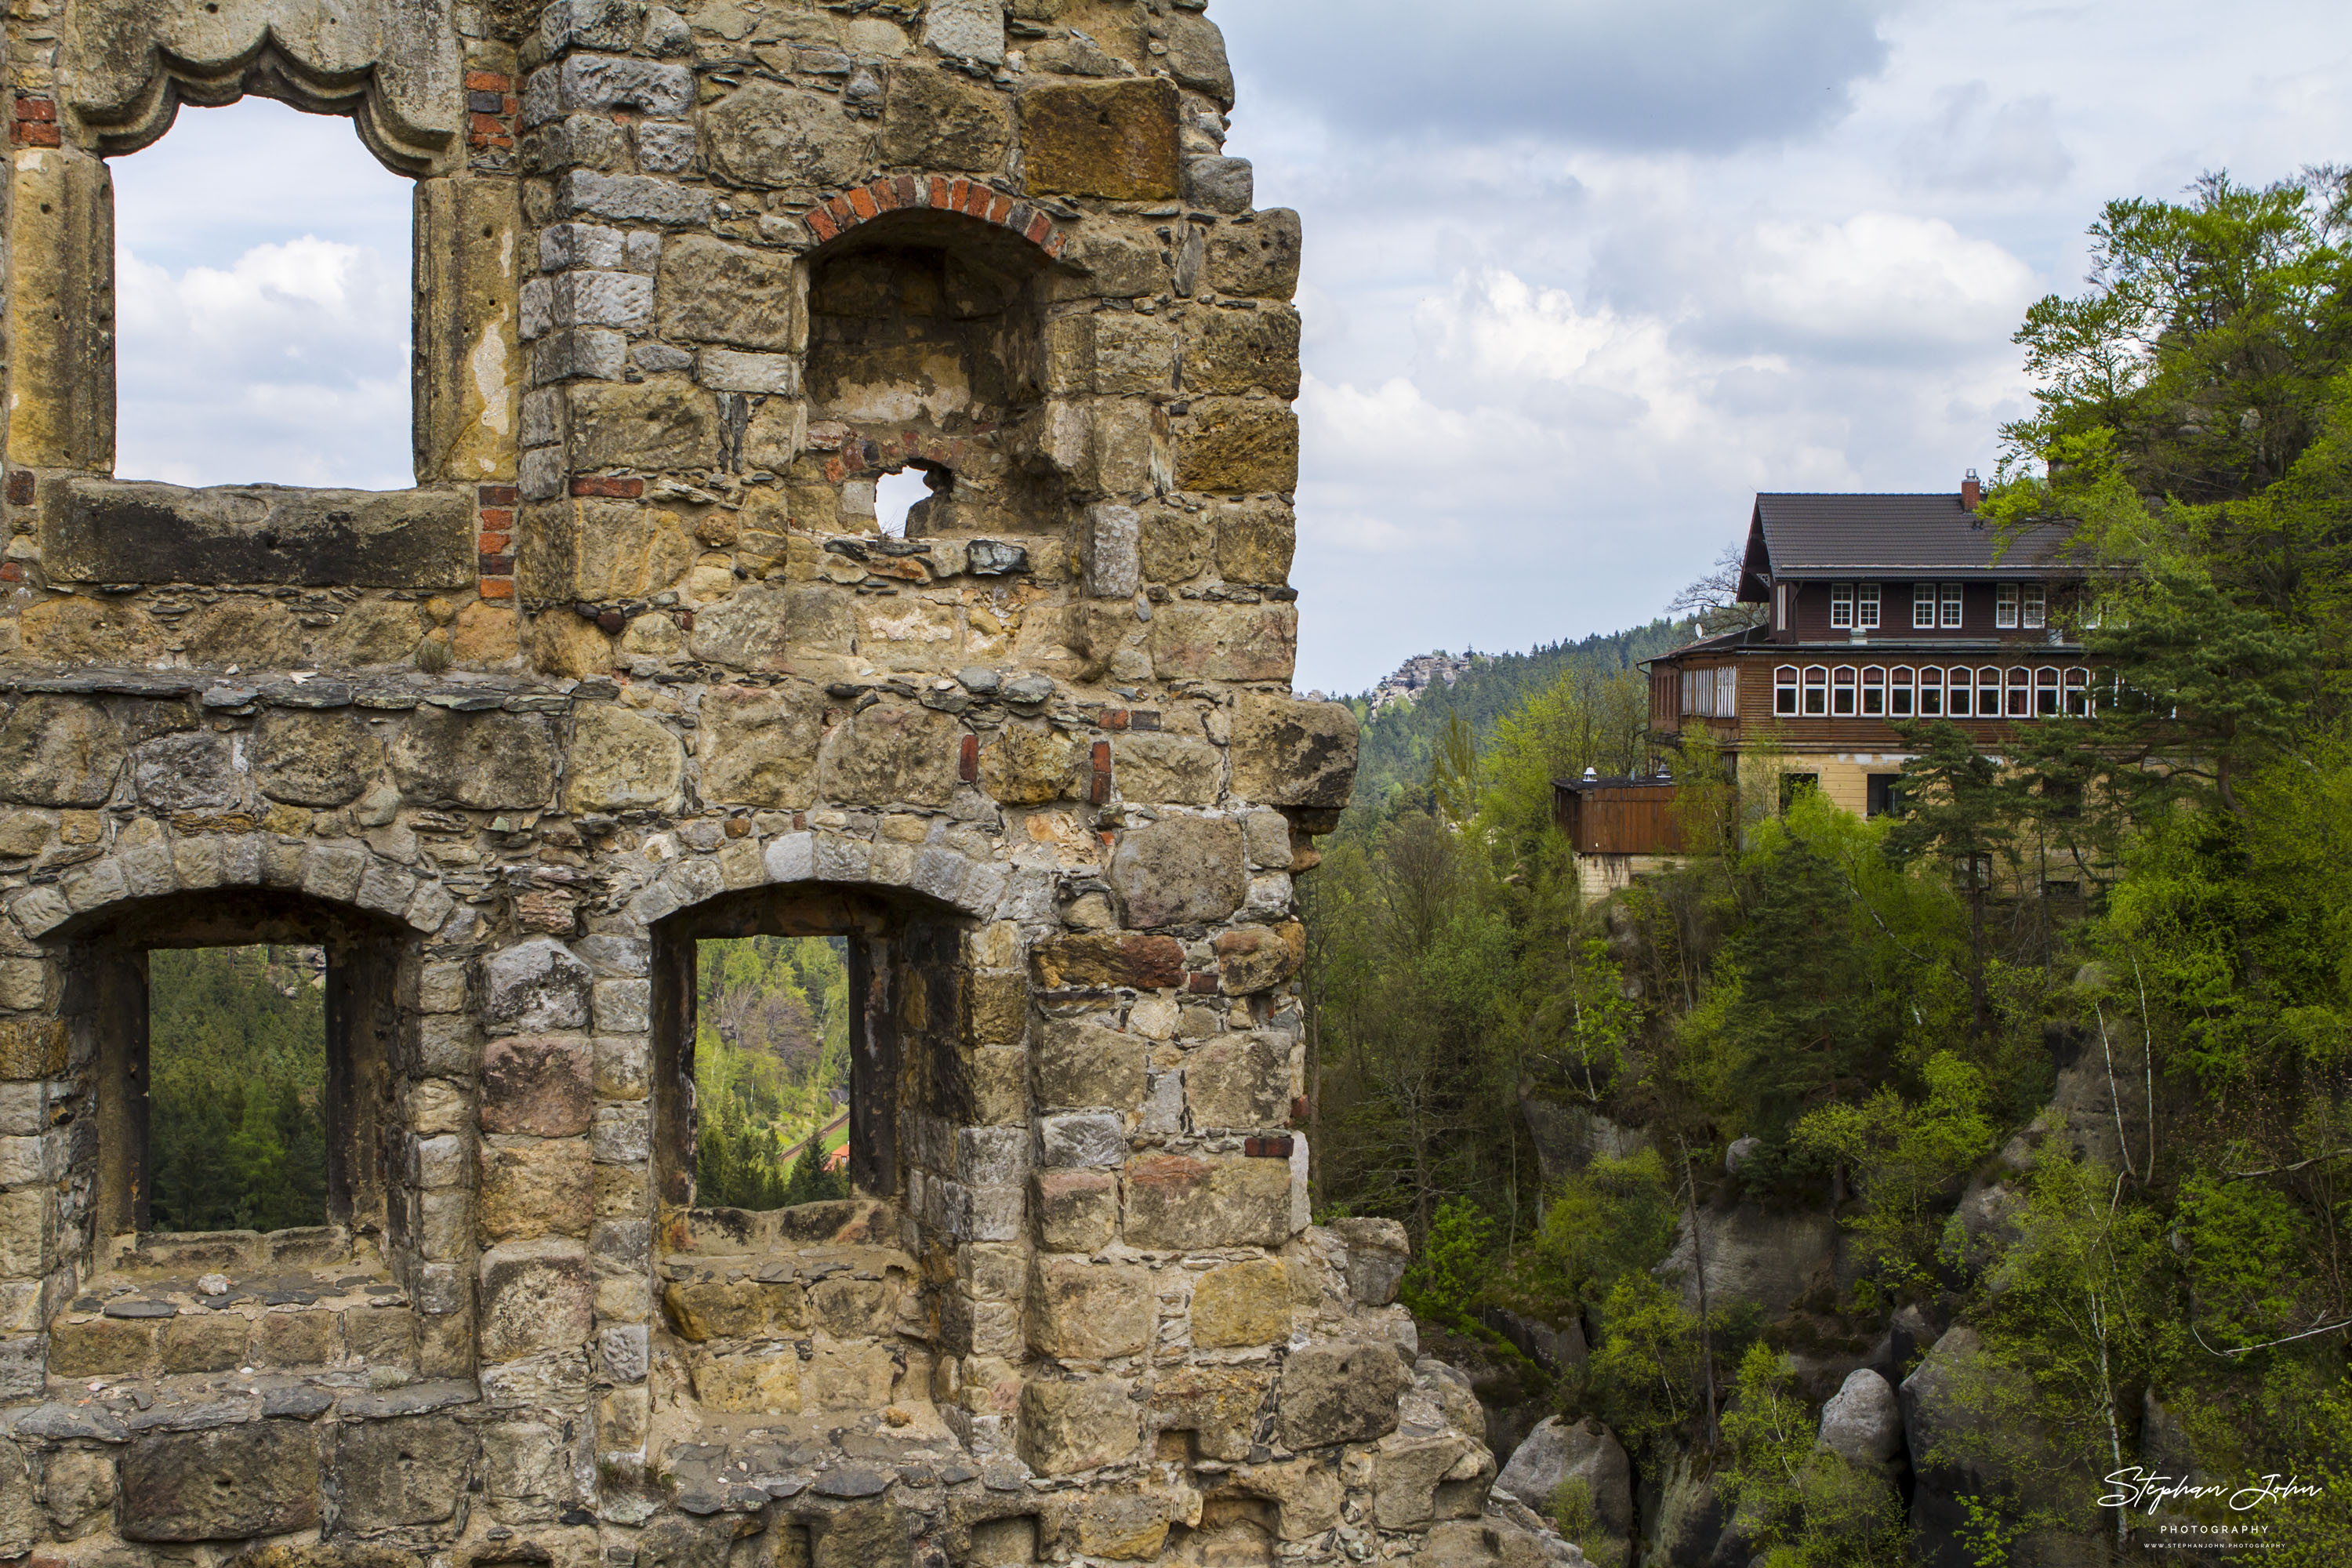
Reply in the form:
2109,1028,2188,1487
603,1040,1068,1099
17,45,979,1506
0,1018,67,1080
702,82,869,190
478,1241,595,1361
1029,933,1187,991
258,1309,336,1367
567,376,718,470
480,1139,593,1241
816,701,961,807
1183,1032,1290,1130
1206,210,1302,301
1174,398,1298,492
691,1345,804,1412
1033,1018,1147,1109
881,64,1012,168
1108,816,1245,928
1018,1377,1140,1475
481,937,593,1035
335,1414,472,1530
1123,1152,1291,1250
1033,1167,1117,1252
49,1315,156,1377
1021,78,1180,200
390,709,558,811
1214,922,1306,995
1190,1258,1290,1348
662,1279,810,1341
0,697,124,807
481,1036,592,1137
1146,601,1298,683
122,1423,320,1541
1038,1111,1125,1169
1109,732,1221,806
1027,1258,1152,1361
1231,695,1356,808
659,236,800,350
1276,1338,1413,1449
1154,1363,1273,1464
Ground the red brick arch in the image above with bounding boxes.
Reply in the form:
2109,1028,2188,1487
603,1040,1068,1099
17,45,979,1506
803,173,1067,260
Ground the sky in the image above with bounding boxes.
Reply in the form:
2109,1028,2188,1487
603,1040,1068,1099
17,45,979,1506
107,3,2352,693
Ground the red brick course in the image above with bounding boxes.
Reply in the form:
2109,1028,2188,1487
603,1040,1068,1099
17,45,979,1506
797,172,1066,260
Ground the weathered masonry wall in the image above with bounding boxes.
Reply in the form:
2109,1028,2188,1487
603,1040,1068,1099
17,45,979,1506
0,2,1574,1566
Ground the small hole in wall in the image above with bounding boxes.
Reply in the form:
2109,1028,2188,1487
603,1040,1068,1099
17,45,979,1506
874,470,929,539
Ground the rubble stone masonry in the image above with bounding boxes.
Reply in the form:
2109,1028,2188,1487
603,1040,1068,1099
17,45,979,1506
0,1,1573,1564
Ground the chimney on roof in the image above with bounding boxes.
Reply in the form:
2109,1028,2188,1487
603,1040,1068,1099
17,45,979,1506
1961,468,1983,511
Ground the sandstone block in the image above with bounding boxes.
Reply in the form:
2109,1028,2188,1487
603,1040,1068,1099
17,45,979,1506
564,704,686,814
258,1310,336,1367
1146,601,1298,683
252,710,380,807
699,683,826,808
1110,732,1221,805
122,1423,319,1541
481,938,594,1034
662,1279,811,1341
1029,933,1186,991
1027,1258,1152,1360
478,1240,594,1361
1153,1363,1272,1463
807,1339,897,1409
1276,1339,1413,1450
691,582,855,670
1164,10,1235,106
1123,1152,1290,1250
1231,695,1356,808
816,701,961,806
920,0,1005,64
390,709,558,810
1076,1490,1174,1559
1138,506,1210,583
132,730,241,813
1330,1215,1410,1307
333,1414,471,1530
1018,1377,1140,1475
0,1018,67,1080
161,1312,249,1373
49,1315,155,1377
0,697,123,807
1230,1455,1343,1539
981,720,1083,804
568,376,719,470
1206,210,1302,300
1033,1168,1117,1252
481,1036,593,1137
1108,815,1244,927
703,82,869,190
1184,307,1299,398
1021,79,1180,200
659,237,800,350
1190,1257,1290,1348
1214,499,1296,586
1033,1018,1146,1109
1184,1031,1290,1129
481,1139,593,1242
1214,922,1305,994
482,1420,572,1523
1175,398,1298,492
880,66,1011,169
691,1346,803,1412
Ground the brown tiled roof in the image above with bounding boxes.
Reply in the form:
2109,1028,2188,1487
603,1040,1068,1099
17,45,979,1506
1749,492,2083,579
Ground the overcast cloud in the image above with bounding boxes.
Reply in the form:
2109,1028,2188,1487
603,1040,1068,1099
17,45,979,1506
106,2,2352,691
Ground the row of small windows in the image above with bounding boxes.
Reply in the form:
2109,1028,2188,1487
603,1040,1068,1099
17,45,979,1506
1773,664,2091,719
1827,583,2046,631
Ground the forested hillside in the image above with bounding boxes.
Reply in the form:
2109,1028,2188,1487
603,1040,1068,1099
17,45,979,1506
1302,169,2352,1566
1341,621,1698,816
148,945,328,1233
693,935,853,1209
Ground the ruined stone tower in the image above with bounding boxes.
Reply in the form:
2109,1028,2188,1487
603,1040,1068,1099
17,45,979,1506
0,1,1561,1563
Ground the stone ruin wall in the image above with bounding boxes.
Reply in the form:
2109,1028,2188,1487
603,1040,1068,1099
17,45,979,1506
0,0,1582,1564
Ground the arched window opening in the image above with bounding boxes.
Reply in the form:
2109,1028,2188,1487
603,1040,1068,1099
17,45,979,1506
1802,666,1828,716
1773,666,1798,717
1918,666,1944,717
1976,666,2003,717
1831,666,1857,717
1945,667,1972,717
1860,666,1886,716
2006,666,2033,718
1889,666,1915,717
111,98,413,489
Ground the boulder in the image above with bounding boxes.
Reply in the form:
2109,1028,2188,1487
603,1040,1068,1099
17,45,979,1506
1658,1202,1839,1318
1520,1098,1647,1183
1817,1367,1904,1468
1479,1305,1588,1376
1900,1326,2084,1568
1494,1417,1633,1568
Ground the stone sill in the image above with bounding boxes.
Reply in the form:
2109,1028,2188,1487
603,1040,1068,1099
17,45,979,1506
660,1197,897,1257
39,477,477,590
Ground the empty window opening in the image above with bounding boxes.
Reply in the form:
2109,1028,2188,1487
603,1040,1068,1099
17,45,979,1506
798,220,1060,538
111,97,413,490
147,945,328,1232
693,936,855,1211
873,464,957,540
1779,772,1819,813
